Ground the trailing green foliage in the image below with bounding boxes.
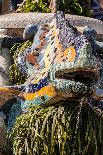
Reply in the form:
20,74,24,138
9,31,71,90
10,40,32,85
10,100,103,155
18,0,90,16
0,140,7,155
58,0,90,16
17,0,51,13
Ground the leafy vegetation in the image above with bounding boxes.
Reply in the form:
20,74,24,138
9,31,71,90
9,99,103,155
9,40,32,85
17,0,51,13
17,0,90,16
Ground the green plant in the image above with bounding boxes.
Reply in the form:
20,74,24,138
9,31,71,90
9,99,103,155
9,40,32,85
62,0,90,16
17,0,90,16
17,0,51,13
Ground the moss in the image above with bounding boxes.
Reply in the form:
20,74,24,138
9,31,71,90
9,40,32,85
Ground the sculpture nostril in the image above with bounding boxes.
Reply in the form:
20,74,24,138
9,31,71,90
73,72,95,84
55,70,97,84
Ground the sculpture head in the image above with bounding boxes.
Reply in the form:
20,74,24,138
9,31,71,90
17,11,102,103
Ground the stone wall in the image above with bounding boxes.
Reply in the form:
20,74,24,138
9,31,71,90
0,13,103,40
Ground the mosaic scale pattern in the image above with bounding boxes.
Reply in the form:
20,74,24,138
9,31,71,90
0,11,103,130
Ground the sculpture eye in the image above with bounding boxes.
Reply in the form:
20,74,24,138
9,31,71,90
64,47,76,62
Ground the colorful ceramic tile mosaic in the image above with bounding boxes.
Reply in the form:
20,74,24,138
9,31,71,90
0,11,103,130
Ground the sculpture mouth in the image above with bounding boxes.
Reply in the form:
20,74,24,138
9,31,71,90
55,68,98,84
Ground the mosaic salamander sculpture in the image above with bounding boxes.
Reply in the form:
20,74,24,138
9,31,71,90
0,11,103,132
